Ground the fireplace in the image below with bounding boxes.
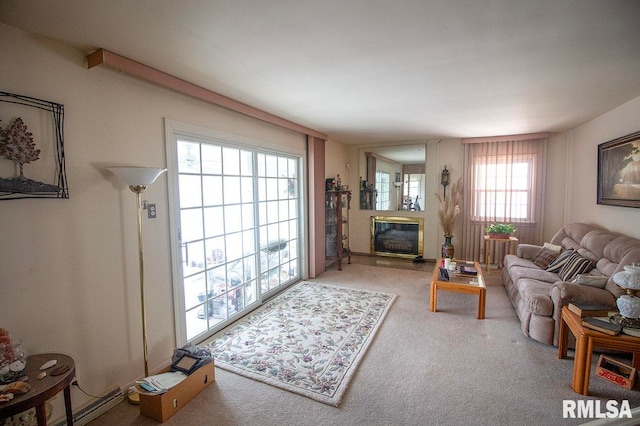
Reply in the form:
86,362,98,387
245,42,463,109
371,216,424,258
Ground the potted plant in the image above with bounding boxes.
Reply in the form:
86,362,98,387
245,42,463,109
485,223,516,239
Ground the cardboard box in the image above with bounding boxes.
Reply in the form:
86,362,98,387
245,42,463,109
139,361,215,422
595,355,636,390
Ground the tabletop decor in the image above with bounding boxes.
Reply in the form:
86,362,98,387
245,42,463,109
436,177,462,258
206,281,396,406
611,264,640,328
0,328,26,384
484,223,516,239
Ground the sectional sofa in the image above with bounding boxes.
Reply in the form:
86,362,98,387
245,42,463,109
502,223,640,346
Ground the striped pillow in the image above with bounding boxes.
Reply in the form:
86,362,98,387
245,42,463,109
558,252,594,282
546,249,575,273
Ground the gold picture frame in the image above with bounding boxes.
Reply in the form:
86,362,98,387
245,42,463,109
597,131,640,208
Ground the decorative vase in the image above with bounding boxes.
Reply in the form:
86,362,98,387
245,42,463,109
441,235,454,259
616,292,640,319
613,267,640,319
0,339,27,383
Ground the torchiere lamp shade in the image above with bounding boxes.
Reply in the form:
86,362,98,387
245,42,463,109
106,166,167,186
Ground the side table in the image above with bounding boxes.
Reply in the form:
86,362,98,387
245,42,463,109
558,307,640,395
0,353,75,425
484,235,518,272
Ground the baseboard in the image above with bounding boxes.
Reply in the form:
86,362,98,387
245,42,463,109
52,386,124,426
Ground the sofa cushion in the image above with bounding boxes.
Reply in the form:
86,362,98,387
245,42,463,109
511,266,560,286
572,274,609,289
579,230,617,262
546,249,575,273
532,248,560,269
519,279,554,316
504,253,538,271
558,251,594,282
550,223,601,251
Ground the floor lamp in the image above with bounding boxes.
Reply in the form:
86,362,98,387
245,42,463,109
106,166,166,402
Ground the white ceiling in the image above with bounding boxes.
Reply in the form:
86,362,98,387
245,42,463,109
2,0,640,145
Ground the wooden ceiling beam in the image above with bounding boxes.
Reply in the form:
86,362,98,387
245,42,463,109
87,49,327,140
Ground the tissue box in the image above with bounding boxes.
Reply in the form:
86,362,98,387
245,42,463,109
139,361,215,422
595,355,636,390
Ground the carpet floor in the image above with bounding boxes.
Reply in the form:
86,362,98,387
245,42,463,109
87,260,640,425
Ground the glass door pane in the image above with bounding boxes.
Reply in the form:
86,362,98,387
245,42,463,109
173,137,301,342
257,154,299,296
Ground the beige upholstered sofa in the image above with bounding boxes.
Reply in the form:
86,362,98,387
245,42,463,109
502,223,640,346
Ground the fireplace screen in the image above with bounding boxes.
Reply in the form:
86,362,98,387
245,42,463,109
371,216,424,258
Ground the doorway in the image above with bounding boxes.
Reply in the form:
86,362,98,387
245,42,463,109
168,131,302,342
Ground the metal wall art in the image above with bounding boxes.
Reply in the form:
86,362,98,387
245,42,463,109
0,92,68,199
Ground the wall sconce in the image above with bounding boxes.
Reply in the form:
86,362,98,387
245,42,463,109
441,165,450,199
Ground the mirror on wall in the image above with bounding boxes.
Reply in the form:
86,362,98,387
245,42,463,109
360,144,426,211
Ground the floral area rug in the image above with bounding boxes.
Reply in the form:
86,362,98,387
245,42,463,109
205,281,396,406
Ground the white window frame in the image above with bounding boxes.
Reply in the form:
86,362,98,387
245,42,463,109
471,154,535,222
165,119,308,345
375,171,390,210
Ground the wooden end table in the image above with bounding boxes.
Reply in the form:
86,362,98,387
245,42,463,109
430,260,486,319
484,235,518,272
0,353,75,425
558,307,640,395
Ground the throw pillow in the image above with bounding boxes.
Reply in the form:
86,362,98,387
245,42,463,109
572,274,609,289
558,252,594,282
543,242,562,253
546,249,575,273
532,248,560,269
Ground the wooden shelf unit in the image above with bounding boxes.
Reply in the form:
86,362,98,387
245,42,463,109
325,189,351,270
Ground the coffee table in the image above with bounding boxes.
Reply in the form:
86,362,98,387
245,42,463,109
558,306,640,395
430,260,486,319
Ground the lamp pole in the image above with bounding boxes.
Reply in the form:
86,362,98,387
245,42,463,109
132,185,149,377
106,166,166,384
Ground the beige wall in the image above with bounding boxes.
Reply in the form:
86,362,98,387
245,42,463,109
542,133,568,241
564,96,640,239
324,139,348,183
0,23,306,419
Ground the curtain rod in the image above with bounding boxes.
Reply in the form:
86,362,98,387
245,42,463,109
87,49,327,140
462,132,549,144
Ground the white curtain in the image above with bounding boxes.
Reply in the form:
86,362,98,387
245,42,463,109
460,134,548,265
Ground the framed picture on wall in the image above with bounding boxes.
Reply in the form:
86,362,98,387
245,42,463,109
0,92,68,200
597,130,640,208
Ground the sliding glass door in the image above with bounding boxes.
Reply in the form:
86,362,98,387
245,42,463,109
169,133,302,342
